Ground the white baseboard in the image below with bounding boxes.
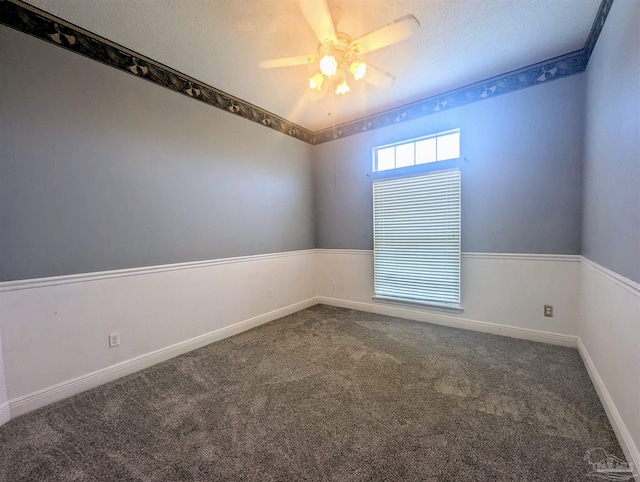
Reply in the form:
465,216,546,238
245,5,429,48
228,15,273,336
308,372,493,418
7,298,316,419
578,338,639,477
316,296,578,348
0,402,9,426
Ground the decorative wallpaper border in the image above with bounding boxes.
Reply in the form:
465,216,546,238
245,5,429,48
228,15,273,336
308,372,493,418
0,0,315,144
0,0,613,145
312,50,587,143
315,0,614,144
584,0,614,62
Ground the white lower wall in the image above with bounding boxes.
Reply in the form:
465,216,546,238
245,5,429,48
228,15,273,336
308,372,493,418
579,257,640,474
315,250,580,346
0,250,316,418
2,248,581,418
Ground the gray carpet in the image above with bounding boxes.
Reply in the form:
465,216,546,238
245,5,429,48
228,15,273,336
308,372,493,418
0,305,624,481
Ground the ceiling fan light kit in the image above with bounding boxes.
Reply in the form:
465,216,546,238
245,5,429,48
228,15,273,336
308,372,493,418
334,68,350,95
259,0,419,97
319,51,338,77
349,61,367,81
308,72,325,90
311,34,367,95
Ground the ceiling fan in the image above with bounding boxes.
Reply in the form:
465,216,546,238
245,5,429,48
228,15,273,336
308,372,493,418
258,0,420,96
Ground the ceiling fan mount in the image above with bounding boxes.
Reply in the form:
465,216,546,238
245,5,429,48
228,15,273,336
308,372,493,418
331,32,356,54
258,0,419,96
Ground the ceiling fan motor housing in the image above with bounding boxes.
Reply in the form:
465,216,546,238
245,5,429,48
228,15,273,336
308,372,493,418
323,32,361,68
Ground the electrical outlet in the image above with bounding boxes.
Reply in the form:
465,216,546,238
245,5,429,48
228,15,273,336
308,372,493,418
544,305,553,317
331,281,336,290
109,332,120,348
268,288,273,298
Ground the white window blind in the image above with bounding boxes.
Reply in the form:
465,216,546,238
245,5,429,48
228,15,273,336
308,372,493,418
373,169,461,309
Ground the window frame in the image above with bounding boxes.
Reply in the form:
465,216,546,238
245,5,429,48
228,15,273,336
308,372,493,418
372,128,461,174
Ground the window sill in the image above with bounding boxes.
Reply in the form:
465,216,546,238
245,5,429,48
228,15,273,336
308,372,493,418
372,296,464,314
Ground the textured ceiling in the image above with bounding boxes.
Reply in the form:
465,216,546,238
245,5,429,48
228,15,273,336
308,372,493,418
26,0,601,131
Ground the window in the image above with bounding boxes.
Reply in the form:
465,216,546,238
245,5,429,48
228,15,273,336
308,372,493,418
373,169,461,309
373,129,460,172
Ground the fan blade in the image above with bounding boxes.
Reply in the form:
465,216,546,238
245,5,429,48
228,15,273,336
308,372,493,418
351,14,420,54
258,55,317,69
362,63,396,88
298,0,337,44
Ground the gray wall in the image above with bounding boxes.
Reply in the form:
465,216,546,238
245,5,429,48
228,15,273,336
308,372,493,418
5,7,633,283
582,0,640,284
0,27,314,281
313,75,585,254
